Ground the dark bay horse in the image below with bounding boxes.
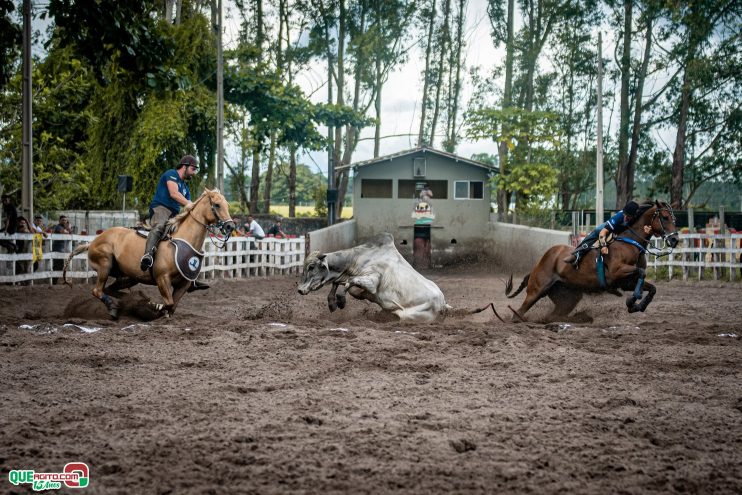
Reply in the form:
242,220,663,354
505,200,679,320
63,189,235,319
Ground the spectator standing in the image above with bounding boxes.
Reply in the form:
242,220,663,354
266,217,287,238
32,215,47,271
52,215,72,281
32,215,48,236
1,194,18,253
15,216,33,274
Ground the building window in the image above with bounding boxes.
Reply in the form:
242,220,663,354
413,158,426,177
454,180,484,200
361,179,393,198
398,180,448,199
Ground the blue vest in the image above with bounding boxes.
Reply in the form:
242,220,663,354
150,169,190,216
605,211,631,234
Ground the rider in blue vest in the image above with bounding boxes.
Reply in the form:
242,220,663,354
140,155,208,291
563,200,646,267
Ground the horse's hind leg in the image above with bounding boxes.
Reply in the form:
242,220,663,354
547,284,583,319
513,276,558,321
104,277,138,298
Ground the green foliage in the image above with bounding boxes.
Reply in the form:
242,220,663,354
494,162,558,209
313,183,327,218
263,163,325,204
0,0,21,89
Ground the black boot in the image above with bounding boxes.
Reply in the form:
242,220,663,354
187,280,210,292
140,224,165,272
563,247,585,267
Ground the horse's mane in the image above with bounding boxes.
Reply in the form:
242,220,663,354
634,199,671,225
166,188,221,233
635,201,655,219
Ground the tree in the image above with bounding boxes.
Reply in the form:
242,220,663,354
0,0,21,90
662,0,741,206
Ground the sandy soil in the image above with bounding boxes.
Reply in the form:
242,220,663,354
1,267,741,494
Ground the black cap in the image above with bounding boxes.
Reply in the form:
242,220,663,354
179,155,198,168
624,201,639,217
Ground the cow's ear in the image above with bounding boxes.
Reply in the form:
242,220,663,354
318,253,327,261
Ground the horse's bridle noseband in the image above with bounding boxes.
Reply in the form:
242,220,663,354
652,205,679,247
188,194,235,249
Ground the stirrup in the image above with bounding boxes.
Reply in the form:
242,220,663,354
140,253,153,271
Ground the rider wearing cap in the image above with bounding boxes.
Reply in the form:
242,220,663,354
564,200,648,267
140,155,208,291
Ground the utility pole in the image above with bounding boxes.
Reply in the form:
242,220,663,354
216,0,225,192
327,54,336,226
595,31,604,228
22,0,33,220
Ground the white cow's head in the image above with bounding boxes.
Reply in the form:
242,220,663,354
298,251,330,295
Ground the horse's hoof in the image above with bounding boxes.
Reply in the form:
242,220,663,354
327,302,337,313
627,304,640,313
109,309,119,320
336,295,347,309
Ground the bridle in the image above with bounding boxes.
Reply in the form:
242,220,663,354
186,193,235,249
616,203,679,258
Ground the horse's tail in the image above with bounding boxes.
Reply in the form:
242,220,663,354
505,274,529,299
63,243,90,287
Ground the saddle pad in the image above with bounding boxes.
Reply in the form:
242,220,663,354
171,238,205,282
134,228,150,238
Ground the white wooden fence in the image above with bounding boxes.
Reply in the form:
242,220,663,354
573,233,742,282
647,233,742,281
0,233,305,285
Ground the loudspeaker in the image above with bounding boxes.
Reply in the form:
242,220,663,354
117,175,133,193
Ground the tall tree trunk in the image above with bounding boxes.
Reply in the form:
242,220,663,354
249,143,261,213
615,0,632,208
671,52,694,208
418,0,437,146
446,0,466,152
288,146,297,217
430,0,451,147
497,0,514,221
626,17,653,202
263,133,276,214
373,50,382,157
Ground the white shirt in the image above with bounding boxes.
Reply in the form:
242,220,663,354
247,220,264,238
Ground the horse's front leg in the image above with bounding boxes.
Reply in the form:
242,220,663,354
153,273,175,317
166,281,191,316
633,281,657,312
615,266,647,313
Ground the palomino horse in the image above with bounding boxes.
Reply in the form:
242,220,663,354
505,200,679,320
63,189,235,319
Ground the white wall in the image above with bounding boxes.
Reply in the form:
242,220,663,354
489,222,572,272
308,220,357,254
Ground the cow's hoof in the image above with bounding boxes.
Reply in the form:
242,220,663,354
336,295,347,309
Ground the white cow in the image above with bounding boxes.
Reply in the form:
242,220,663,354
298,233,499,322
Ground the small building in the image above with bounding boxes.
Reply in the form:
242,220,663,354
340,146,498,264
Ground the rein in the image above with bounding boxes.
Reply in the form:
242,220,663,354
182,194,233,249
614,206,677,258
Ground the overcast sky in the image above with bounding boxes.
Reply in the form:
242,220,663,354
223,0,503,177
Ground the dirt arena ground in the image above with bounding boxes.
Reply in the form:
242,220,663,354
1,267,740,494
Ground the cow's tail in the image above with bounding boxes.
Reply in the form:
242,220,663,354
442,303,505,323
505,274,529,299
63,243,90,287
